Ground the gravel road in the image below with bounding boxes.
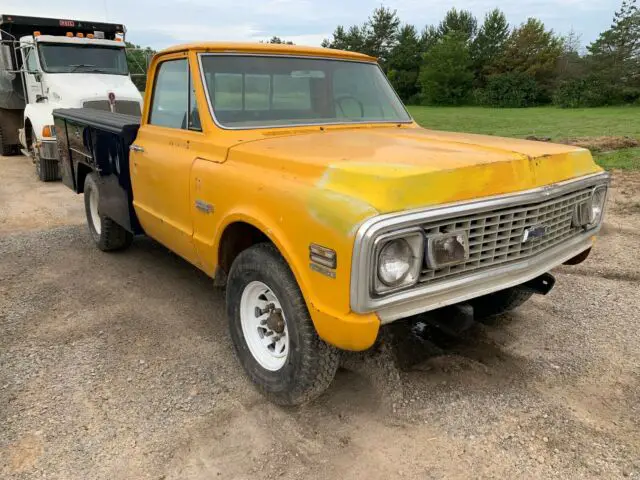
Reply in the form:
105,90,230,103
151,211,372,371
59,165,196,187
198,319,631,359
1,154,638,479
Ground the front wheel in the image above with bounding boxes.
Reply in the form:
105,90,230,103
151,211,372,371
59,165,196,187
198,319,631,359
226,243,340,406
84,173,133,251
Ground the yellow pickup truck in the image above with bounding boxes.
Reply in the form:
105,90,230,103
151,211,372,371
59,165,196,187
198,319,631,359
53,42,609,405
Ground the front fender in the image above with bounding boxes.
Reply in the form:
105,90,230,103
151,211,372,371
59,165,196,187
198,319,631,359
24,103,55,142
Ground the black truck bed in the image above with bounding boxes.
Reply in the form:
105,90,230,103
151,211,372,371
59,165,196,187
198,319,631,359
53,108,143,234
54,108,141,135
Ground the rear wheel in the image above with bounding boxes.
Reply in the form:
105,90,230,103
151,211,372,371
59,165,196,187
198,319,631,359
226,243,340,405
84,173,133,251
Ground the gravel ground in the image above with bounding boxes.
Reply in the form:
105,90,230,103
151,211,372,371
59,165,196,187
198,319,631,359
1,154,639,479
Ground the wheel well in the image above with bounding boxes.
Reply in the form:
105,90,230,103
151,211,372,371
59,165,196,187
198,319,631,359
76,163,93,193
217,222,271,282
25,119,33,145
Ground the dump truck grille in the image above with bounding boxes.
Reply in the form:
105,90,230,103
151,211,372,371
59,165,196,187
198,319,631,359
419,187,593,284
83,100,141,116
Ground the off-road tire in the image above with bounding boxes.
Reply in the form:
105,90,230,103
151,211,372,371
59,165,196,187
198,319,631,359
84,173,133,251
36,156,60,182
471,287,534,324
226,243,340,406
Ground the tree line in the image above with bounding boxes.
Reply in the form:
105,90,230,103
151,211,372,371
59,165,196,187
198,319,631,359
319,1,640,108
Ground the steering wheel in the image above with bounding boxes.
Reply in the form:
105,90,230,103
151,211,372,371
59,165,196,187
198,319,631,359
334,94,365,118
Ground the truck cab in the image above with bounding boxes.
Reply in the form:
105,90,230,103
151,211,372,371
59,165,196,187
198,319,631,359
0,14,142,180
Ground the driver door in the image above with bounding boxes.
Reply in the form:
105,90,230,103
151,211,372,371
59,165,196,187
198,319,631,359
20,46,43,104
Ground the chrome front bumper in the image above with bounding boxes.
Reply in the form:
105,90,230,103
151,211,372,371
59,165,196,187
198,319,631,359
39,140,59,160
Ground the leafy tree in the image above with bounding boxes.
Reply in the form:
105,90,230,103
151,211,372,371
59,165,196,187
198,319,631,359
419,32,474,105
588,0,639,88
387,25,422,102
264,36,294,45
471,9,509,85
322,6,400,69
125,42,155,92
365,6,401,66
420,25,440,52
438,8,477,43
497,18,564,101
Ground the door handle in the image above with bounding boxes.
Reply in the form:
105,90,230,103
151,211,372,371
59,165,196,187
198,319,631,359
130,144,144,153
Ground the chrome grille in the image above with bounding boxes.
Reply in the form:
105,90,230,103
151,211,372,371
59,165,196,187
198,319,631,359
83,100,141,116
420,187,593,284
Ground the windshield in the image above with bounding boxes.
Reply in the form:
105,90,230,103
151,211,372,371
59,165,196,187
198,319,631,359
199,55,411,128
37,43,129,75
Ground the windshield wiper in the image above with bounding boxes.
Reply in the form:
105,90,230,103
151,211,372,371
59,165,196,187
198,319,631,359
69,63,97,72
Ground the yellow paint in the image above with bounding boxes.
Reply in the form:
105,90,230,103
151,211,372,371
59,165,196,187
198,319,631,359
130,43,603,351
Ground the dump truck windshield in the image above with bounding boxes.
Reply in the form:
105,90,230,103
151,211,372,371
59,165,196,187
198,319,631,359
38,43,128,75
199,55,412,128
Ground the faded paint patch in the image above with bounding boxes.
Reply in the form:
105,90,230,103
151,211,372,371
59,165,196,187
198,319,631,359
310,149,602,216
307,185,378,237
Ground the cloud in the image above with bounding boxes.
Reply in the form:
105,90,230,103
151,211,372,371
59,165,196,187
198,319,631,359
2,0,620,49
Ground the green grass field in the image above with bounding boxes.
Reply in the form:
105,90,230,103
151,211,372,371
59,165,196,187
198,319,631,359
407,106,640,170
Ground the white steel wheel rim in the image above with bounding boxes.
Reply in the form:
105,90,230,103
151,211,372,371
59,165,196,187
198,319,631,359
240,281,290,371
89,186,101,235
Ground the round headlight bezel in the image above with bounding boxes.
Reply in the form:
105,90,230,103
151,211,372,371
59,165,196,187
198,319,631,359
377,238,413,286
372,230,425,295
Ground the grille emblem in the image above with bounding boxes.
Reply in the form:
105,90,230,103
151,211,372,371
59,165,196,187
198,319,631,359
522,225,546,243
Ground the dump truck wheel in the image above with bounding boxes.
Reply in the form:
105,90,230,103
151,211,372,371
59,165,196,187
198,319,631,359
35,156,60,182
0,125,14,156
84,173,133,251
226,243,340,406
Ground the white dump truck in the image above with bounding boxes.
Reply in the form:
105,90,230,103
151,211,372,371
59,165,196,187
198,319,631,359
0,14,142,180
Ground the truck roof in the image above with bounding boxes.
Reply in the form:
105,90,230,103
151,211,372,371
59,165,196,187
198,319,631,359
159,42,377,62
0,14,124,41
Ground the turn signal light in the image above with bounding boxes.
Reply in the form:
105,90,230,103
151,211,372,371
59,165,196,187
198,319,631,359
33,31,41,37
42,125,55,138
76,33,84,38
87,33,94,39
66,32,73,37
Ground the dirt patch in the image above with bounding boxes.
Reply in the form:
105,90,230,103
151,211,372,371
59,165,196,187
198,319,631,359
1,158,639,479
526,135,640,152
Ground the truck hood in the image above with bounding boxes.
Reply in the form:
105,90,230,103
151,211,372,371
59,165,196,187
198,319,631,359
230,126,602,234
45,73,142,106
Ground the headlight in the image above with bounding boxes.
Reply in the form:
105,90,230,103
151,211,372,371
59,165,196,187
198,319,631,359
425,231,469,269
573,186,607,228
374,232,424,293
378,239,412,285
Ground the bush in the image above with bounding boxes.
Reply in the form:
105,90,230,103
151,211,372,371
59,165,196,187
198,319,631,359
553,77,640,108
476,72,540,107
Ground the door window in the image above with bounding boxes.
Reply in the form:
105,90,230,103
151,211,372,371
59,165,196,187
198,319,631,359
25,48,38,72
149,59,190,129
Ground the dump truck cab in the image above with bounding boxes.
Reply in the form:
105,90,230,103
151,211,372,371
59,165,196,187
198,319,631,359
0,14,142,180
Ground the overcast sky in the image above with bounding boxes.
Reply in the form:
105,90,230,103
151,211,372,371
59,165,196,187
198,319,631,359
3,0,619,50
